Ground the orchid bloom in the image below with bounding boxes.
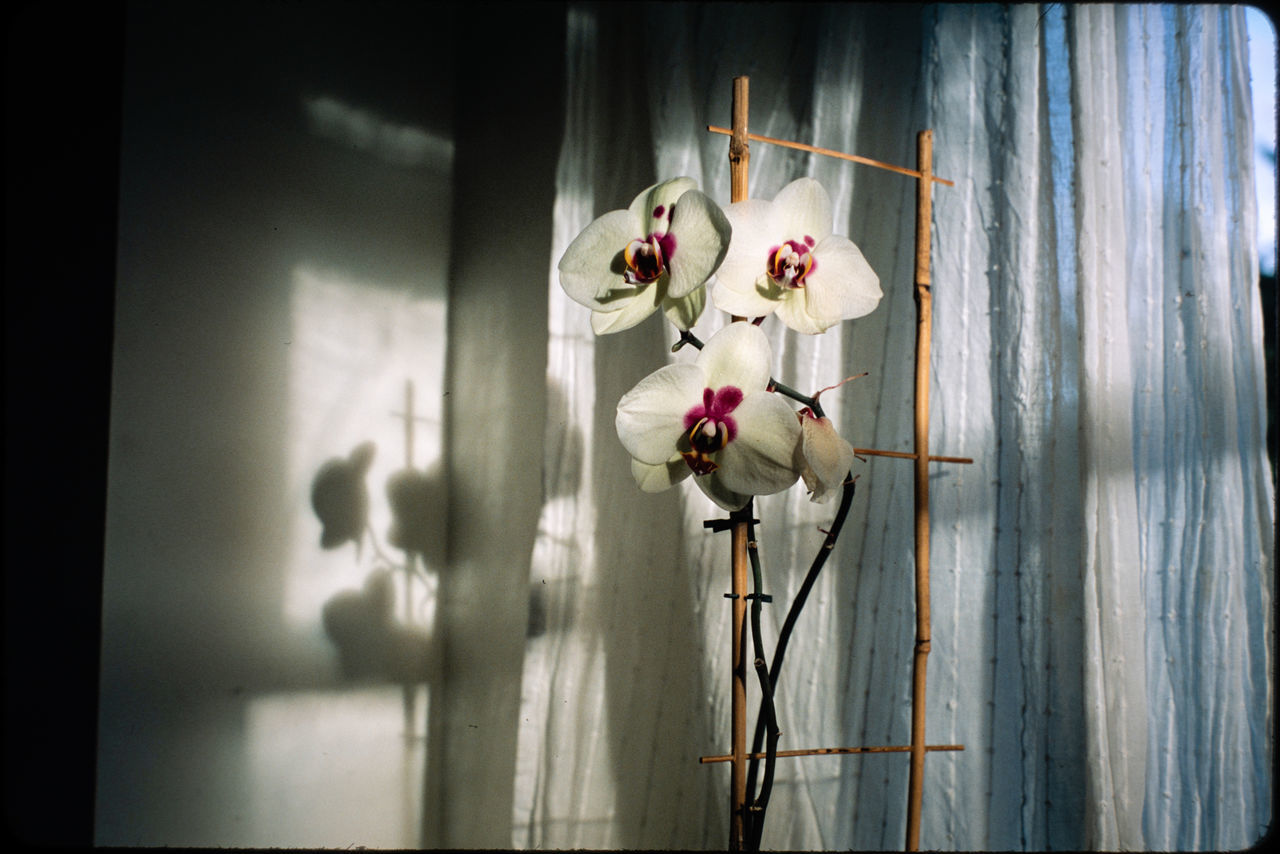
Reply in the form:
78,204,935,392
712,177,882,334
616,322,800,510
794,408,855,503
558,177,731,334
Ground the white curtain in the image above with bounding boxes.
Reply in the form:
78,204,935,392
513,3,1273,850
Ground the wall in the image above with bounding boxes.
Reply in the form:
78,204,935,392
94,2,458,846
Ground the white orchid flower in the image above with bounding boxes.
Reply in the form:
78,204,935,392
712,177,882,334
794,407,855,503
615,322,800,510
558,177,732,334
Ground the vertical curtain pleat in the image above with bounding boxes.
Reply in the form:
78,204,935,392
1068,5,1150,850
515,4,1272,850
1122,6,1275,850
924,5,1097,850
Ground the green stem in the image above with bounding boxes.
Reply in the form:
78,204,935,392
742,474,858,849
766,378,824,418
743,511,780,852
769,474,857,684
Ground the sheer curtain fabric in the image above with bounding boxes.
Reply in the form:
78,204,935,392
514,4,1273,850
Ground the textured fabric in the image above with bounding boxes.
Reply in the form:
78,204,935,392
514,3,1273,850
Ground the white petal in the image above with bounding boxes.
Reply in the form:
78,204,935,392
694,472,752,511
773,290,829,334
803,235,882,324
558,209,644,310
615,363,705,465
661,285,705,331
710,272,781,319
665,190,731,298
632,456,691,493
590,283,663,334
628,177,698,232
695,322,772,393
772,177,833,242
714,392,801,496
714,199,779,308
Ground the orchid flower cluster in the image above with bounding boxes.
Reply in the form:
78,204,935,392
558,176,882,511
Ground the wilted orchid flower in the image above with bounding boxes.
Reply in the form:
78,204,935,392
559,177,731,334
712,177,882,334
794,408,855,503
616,322,800,510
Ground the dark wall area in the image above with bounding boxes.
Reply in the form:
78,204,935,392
5,3,123,846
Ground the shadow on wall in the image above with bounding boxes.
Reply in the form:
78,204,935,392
96,2,459,848
311,440,445,683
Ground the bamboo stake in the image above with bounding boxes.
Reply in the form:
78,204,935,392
701,744,963,764
905,130,934,853
729,78,750,206
727,74,751,854
707,125,954,187
853,448,972,465
730,512,749,851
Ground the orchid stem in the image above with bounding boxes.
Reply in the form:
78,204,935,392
743,514,780,852
766,378,824,418
742,474,858,847
672,328,705,352
771,474,856,690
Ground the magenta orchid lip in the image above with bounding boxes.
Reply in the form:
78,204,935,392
622,231,677,284
766,239,815,288
679,385,744,475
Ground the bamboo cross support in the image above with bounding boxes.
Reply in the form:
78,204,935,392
707,125,955,188
701,743,963,763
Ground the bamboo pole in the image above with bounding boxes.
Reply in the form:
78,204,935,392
701,744,963,764
707,126,954,187
730,513,749,850
727,74,751,854
904,130,934,853
853,448,972,465
729,78,750,205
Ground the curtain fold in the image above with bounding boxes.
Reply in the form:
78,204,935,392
514,3,1273,850
1119,6,1275,850
1068,5,1150,849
